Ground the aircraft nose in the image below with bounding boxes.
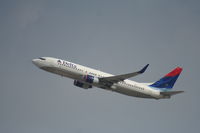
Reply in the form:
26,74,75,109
32,59,40,67
32,59,37,64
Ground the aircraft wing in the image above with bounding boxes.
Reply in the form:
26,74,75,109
99,64,149,84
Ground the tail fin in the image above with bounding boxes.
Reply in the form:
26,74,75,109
149,67,183,90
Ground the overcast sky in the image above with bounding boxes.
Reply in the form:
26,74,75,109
1,0,200,133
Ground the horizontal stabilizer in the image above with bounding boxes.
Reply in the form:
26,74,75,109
160,91,184,96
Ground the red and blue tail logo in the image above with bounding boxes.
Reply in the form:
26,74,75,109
149,67,183,90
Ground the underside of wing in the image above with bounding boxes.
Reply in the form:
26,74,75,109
99,64,149,85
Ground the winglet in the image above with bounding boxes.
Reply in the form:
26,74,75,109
138,64,149,74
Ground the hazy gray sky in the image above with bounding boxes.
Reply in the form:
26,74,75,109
1,0,200,133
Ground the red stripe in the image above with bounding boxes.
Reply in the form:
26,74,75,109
164,67,183,77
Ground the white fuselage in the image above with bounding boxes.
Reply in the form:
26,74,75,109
32,57,164,99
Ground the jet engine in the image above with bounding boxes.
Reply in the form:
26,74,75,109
73,80,92,89
83,75,99,84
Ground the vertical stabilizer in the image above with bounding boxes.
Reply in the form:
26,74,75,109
149,67,182,90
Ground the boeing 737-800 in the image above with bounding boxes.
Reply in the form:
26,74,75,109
32,57,183,99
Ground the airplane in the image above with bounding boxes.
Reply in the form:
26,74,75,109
32,57,183,99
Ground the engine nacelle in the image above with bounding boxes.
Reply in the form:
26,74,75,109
83,75,99,84
74,80,92,89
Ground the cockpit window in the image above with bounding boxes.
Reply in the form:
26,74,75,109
39,57,46,60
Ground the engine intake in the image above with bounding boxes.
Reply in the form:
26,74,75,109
74,80,92,89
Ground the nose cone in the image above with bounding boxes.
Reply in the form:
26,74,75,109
32,59,41,67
